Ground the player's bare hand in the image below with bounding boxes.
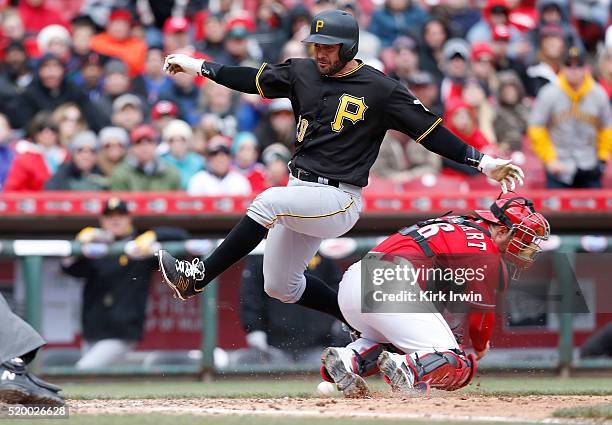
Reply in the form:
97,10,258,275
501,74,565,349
475,341,490,360
478,154,525,193
163,54,203,77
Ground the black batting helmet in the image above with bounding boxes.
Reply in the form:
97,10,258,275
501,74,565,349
302,10,359,63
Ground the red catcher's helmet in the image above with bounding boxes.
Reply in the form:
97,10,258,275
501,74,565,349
474,195,550,276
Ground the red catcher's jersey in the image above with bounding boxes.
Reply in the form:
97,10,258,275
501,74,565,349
371,216,508,351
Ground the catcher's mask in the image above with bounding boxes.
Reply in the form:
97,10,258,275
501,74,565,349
474,194,550,278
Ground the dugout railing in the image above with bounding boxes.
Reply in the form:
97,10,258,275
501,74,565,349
1,236,611,378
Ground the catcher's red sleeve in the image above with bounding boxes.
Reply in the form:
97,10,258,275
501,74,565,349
469,312,495,352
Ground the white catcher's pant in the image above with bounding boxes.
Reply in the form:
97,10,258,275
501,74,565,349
338,261,460,363
247,175,362,303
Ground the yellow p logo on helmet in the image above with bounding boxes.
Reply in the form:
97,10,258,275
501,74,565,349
315,20,324,32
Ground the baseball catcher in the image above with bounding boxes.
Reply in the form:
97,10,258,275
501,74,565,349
320,195,550,397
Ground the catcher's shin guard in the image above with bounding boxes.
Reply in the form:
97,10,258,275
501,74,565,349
407,349,477,391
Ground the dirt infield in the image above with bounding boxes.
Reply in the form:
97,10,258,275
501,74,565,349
70,395,612,423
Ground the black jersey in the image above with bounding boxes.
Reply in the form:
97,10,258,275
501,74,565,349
255,58,443,187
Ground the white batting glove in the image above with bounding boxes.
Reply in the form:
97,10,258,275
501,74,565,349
478,154,525,193
163,54,204,76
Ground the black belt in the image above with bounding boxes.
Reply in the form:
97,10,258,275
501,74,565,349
288,163,340,188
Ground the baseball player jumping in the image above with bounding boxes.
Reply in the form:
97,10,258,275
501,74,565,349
319,195,550,397
158,10,524,322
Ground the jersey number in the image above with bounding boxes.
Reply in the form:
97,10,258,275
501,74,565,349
331,94,368,133
296,117,308,143
417,222,455,240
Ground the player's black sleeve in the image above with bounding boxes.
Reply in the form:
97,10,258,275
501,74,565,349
200,60,293,98
420,125,484,168
383,83,443,142
253,60,293,99
200,61,259,94
384,83,484,167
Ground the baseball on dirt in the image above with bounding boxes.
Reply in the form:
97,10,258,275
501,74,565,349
317,381,336,396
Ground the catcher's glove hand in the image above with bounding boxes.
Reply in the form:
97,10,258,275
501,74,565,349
478,154,525,193
163,54,204,76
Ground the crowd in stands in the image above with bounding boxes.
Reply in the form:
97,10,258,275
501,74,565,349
0,0,610,193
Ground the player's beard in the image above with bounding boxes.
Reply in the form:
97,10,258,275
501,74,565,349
317,59,345,76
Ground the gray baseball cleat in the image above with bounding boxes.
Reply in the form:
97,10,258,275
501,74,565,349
377,351,415,392
321,347,371,398
0,358,64,406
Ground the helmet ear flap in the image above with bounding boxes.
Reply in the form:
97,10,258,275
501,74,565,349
340,41,358,63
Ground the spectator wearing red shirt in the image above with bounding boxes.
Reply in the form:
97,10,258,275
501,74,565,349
232,132,266,193
442,98,497,177
4,112,67,192
90,8,147,77
18,0,68,35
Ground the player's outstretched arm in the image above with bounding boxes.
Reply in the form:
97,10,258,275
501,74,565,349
420,125,524,193
163,53,259,95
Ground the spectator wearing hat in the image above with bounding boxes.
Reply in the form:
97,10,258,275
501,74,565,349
491,24,530,91
90,8,147,77
232,131,266,193
525,24,566,96
388,36,420,86
18,54,109,131
0,114,16,190
150,100,179,134
528,47,612,189
527,0,583,59
36,24,71,62
367,0,429,48
407,71,442,115
0,41,32,127
494,70,529,153
466,0,524,57
255,98,295,152
440,38,470,103
261,143,291,188
160,119,204,189
74,53,106,101
98,126,129,177
61,197,188,369
188,135,251,196
52,102,88,146
98,60,142,120
418,18,449,85
4,112,67,192
216,22,260,67
163,16,192,54
111,124,181,191
132,47,174,106
45,130,108,191
111,94,145,132
198,13,226,61
471,43,498,97
18,0,68,34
